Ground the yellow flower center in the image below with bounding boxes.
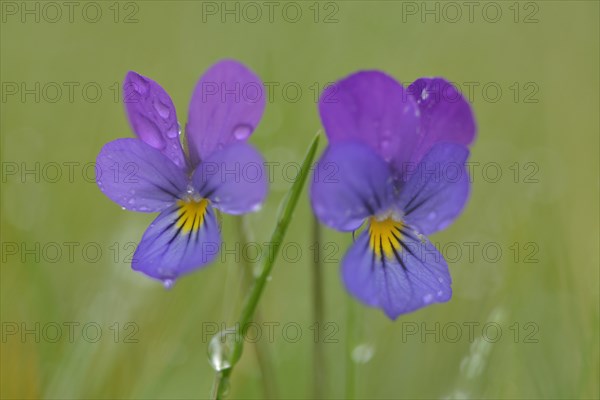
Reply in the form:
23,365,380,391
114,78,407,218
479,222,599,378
368,216,404,259
176,198,209,233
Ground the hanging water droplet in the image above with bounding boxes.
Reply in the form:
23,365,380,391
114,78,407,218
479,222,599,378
163,279,175,289
352,343,375,364
207,328,242,372
120,206,126,210
232,124,252,140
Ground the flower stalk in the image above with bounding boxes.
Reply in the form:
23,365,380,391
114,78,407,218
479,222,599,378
212,133,320,399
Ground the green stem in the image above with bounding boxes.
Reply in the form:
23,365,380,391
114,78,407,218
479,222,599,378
212,133,321,399
312,216,326,398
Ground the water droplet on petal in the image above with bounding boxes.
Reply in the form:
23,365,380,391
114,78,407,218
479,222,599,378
423,293,434,303
127,198,135,205
208,328,243,372
120,206,126,210
154,98,171,119
166,124,179,139
232,124,253,140
137,115,166,150
163,279,175,289
352,343,375,364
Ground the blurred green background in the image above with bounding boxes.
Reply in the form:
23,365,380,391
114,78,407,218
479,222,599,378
1,1,598,399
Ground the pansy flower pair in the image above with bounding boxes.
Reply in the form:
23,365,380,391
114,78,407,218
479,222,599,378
96,60,476,318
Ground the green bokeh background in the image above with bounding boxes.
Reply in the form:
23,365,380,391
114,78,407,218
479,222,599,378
1,1,598,399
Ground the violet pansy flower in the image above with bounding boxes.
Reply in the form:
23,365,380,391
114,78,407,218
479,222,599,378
96,60,267,285
311,72,476,319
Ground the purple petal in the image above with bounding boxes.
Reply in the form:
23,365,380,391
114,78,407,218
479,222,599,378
342,227,452,320
318,71,420,173
408,78,476,163
123,72,186,169
96,138,187,212
191,142,267,215
186,60,265,166
310,142,393,232
397,143,470,235
132,203,221,282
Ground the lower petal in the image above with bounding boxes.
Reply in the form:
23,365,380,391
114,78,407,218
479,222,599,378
132,202,221,282
342,225,451,320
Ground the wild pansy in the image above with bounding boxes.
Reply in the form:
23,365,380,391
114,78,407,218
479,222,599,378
311,72,476,319
96,60,267,285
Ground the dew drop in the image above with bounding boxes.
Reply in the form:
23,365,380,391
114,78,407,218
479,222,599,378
423,293,434,303
127,198,135,205
153,99,171,119
128,74,150,96
352,343,375,364
163,279,175,289
137,115,166,150
232,124,253,140
120,206,126,210
166,124,179,139
207,328,243,372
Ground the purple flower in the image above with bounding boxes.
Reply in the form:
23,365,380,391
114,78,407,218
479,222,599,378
96,60,267,285
311,72,476,319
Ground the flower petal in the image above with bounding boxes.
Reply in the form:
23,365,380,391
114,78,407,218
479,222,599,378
397,143,470,235
310,142,393,232
191,142,267,215
132,203,221,282
123,72,186,169
186,60,266,166
96,138,188,212
408,78,476,163
318,71,420,173
342,227,451,320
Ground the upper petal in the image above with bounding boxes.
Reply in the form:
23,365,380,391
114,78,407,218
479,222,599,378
186,60,266,166
132,203,221,282
342,226,452,320
397,142,470,235
123,71,186,169
408,78,476,163
96,138,188,212
191,142,267,215
318,71,420,173
310,142,393,232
